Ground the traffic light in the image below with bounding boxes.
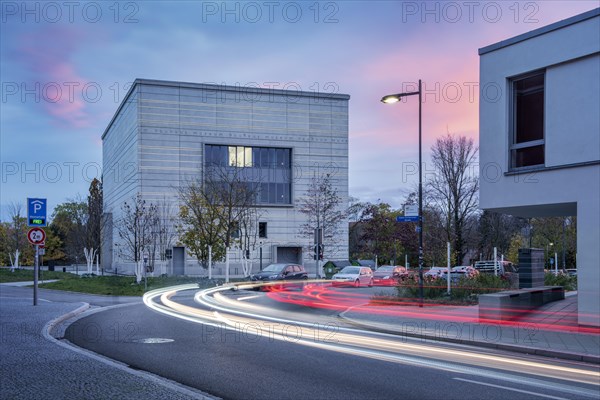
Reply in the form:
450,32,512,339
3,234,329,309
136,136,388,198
313,244,324,260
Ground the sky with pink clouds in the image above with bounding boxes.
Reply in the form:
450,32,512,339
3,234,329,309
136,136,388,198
1,1,598,219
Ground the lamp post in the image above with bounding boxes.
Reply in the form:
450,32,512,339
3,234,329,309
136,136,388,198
259,241,263,271
381,80,424,306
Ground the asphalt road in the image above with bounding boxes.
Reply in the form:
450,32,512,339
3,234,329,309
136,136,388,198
65,287,599,400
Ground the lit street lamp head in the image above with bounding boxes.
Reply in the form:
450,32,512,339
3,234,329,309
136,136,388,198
381,94,401,104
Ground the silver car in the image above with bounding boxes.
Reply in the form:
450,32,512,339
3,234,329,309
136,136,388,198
332,266,373,288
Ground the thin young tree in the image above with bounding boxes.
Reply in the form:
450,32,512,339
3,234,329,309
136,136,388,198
6,202,29,270
150,196,177,275
116,194,157,282
298,172,346,263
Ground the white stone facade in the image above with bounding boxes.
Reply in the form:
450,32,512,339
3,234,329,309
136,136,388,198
102,79,350,277
479,9,600,326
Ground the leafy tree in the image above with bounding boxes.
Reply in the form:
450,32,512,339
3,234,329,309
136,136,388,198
178,165,260,278
354,202,411,265
41,227,65,263
530,216,576,269
506,233,525,265
86,178,103,265
50,200,88,264
477,211,526,261
49,179,104,270
178,182,226,269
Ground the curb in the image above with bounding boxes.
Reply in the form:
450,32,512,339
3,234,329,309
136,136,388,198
338,310,600,365
42,302,219,400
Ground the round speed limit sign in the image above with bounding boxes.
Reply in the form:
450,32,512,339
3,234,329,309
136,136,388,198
27,228,46,245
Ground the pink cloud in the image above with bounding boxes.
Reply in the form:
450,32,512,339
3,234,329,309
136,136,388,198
16,26,91,128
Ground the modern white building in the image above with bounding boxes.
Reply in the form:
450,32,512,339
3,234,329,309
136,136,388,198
102,79,350,276
479,9,600,326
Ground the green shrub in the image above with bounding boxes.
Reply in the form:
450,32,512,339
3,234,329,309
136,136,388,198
544,272,577,291
395,273,513,303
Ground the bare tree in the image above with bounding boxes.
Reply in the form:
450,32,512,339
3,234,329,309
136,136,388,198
116,194,157,281
298,172,346,261
149,196,178,275
427,134,479,264
6,202,29,270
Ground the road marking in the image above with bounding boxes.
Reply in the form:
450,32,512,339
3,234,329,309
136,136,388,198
237,295,261,301
453,378,570,400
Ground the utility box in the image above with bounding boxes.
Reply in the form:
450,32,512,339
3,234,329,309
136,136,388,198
324,264,336,279
518,248,545,288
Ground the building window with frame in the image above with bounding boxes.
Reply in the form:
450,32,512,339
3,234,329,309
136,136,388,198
258,222,267,238
204,144,292,206
510,71,545,169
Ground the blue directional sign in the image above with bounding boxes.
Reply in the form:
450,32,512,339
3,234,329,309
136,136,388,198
396,216,420,223
27,198,47,227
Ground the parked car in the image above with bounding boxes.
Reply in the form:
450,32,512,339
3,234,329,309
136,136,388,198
248,264,308,289
424,267,446,278
473,260,517,275
451,266,479,277
373,265,408,286
332,266,373,288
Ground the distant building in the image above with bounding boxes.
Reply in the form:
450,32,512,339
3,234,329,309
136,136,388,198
102,79,350,276
479,9,600,326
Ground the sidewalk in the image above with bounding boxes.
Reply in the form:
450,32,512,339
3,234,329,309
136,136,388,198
0,296,215,400
339,292,600,364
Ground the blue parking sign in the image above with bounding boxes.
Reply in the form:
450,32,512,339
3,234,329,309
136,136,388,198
27,198,47,227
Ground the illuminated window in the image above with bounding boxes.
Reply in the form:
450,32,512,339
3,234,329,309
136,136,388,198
227,146,253,167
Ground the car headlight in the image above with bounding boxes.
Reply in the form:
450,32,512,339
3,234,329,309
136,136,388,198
383,275,390,279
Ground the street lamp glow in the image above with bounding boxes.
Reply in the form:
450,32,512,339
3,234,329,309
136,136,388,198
381,95,401,104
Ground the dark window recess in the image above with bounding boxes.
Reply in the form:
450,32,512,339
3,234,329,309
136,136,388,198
259,222,267,238
231,222,240,238
512,145,545,168
511,72,545,168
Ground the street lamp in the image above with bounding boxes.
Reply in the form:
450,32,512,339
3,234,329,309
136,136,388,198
381,80,424,306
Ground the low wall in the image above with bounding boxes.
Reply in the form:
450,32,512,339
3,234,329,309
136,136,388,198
479,286,565,321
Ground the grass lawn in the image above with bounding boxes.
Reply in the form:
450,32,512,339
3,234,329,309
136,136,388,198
0,268,74,283
37,275,226,296
1,268,228,296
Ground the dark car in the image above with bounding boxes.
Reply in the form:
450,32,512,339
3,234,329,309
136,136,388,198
373,265,408,286
248,263,308,289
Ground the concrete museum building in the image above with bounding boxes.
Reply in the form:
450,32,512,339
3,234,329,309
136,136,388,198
102,79,350,277
479,9,600,326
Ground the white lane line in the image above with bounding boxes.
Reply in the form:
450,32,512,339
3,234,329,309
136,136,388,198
237,295,261,301
453,378,570,400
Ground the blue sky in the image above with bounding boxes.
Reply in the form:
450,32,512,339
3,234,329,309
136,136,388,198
1,1,597,220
